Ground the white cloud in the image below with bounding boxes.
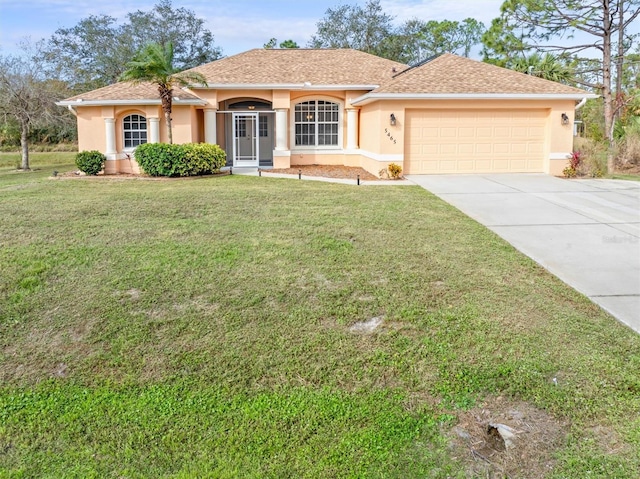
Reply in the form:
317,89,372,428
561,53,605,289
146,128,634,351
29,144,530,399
379,0,503,26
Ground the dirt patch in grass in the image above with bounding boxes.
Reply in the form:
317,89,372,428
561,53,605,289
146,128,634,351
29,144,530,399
270,164,381,181
447,396,568,478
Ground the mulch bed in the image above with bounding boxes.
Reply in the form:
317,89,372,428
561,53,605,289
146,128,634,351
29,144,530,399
269,164,381,181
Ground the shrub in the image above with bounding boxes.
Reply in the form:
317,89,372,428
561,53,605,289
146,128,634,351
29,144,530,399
134,143,227,177
181,143,226,175
75,150,106,175
563,150,581,178
615,120,640,169
134,143,184,177
562,165,577,178
387,163,402,179
573,137,607,177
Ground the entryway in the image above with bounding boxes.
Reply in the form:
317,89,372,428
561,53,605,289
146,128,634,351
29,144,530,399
226,100,274,168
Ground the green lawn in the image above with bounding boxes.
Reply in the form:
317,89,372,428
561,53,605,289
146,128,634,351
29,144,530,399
1,158,639,478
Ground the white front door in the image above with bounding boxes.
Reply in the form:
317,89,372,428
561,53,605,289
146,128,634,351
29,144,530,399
233,113,259,167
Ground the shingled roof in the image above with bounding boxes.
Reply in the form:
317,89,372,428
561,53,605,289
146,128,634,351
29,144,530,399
60,82,205,104
371,53,589,96
188,48,407,87
59,50,592,106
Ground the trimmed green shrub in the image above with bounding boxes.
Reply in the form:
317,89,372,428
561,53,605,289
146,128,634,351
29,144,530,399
181,143,227,175
134,143,184,177
75,150,106,175
134,143,227,177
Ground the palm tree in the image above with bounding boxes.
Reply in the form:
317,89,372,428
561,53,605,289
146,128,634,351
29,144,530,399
120,42,206,144
511,53,574,84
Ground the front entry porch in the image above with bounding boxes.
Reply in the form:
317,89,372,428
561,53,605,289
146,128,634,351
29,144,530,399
222,100,274,168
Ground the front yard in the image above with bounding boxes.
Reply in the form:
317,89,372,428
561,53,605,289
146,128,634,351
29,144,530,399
1,157,639,477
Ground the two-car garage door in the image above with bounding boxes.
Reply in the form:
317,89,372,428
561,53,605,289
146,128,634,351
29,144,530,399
405,109,548,174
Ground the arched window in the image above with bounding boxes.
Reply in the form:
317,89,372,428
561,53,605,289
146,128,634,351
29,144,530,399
123,114,147,148
294,100,340,147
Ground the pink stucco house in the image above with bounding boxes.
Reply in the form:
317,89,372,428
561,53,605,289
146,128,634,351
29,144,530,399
57,49,595,176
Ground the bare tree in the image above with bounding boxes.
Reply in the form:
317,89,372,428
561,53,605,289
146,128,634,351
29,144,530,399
0,42,70,170
483,0,640,172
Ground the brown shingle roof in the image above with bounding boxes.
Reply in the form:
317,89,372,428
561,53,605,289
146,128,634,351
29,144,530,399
373,53,588,95
63,81,203,102
188,48,407,86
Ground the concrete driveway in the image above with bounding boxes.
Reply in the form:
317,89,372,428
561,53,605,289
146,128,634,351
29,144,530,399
407,173,640,333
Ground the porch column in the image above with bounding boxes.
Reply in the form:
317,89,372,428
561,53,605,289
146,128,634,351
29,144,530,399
104,118,116,156
346,108,359,150
148,117,160,143
275,108,288,150
204,108,217,144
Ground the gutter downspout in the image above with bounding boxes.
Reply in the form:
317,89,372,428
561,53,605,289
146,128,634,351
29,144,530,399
67,105,77,117
575,97,588,111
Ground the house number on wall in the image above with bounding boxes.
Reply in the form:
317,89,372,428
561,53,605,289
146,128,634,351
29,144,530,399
384,128,397,144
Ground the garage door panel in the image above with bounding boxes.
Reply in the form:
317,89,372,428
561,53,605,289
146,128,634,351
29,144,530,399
458,160,474,170
476,160,492,170
441,144,457,154
511,126,528,138
494,143,510,154
493,159,510,170
511,143,528,154
459,144,474,154
441,160,458,170
476,143,492,154
406,109,547,174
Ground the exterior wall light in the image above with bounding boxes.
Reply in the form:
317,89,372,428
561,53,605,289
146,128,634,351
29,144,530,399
390,113,397,126
561,113,569,125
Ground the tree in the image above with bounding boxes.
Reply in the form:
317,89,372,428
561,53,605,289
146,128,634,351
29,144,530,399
0,42,71,170
124,0,221,68
511,53,574,83
279,40,300,49
120,42,206,145
417,18,485,59
386,18,486,65
264,38,278,49
41,0,221,92
482,0,640,173
264,38,300,49
308,0,395,58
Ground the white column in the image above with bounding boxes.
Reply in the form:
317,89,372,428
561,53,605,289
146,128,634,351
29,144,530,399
104,118,116,156
148,117,160,143
204,108,217,144
275,108,288,151
346,109,359,150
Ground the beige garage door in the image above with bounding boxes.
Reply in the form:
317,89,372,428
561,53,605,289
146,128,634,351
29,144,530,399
405,109,548,174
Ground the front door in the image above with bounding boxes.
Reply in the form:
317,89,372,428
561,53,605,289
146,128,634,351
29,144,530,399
233,113,259,167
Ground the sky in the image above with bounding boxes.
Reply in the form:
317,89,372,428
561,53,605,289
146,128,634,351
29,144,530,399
0,0,506,57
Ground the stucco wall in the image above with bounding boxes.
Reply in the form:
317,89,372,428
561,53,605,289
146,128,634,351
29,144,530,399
76,106,106,153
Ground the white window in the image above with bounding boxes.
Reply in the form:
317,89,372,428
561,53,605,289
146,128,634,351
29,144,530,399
123,114,147,149
294,100,340,147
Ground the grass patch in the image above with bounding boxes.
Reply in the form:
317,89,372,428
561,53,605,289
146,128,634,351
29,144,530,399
608,173,640,181
1,164,639,477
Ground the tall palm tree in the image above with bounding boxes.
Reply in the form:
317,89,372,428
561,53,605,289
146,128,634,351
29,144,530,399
511,53,574,84
120,42,206,144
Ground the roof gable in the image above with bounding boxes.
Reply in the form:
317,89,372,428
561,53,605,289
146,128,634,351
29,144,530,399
373,53,589,96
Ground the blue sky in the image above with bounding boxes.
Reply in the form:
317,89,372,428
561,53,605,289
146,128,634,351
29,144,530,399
0,0,506,56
